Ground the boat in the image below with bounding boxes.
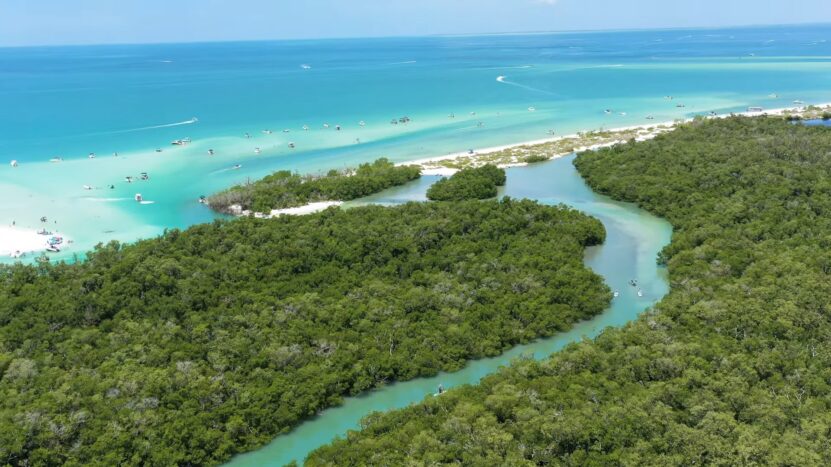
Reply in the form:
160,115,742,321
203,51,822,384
49,157,63,163
113,152,119,157
125,176,134,183
448,113,455,118
747,106,764,112
88,153,95,159
676,104,686,108
46,246,60,253
359,121,366,127
140,172,149,181
335,125,342,131
769,93,778,98
134,193,143,202
48,236,63,246
10,250,22,259
390,119,398,125
283,129,291,133
254,148,261,154
155,148,163,153
244,132,251,139
301,64,312,70
709,111,718,117
646,115,655,120
323,123,330,129
198,196,208,205
10,160,18,167
233,164,242,170
171,138,191,146
528,107,536,112
613,291,620,298
37,229,52,235
619,112,627,116
794,100,805,105
262,130,273,135
83,185,93,190
208,149,215,156
637,289,644,297
288,143,296,149
302,125,310,131
468,149,475,155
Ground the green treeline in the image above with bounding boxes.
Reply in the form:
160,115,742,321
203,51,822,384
0,199,608,466
426,165,506,201
208,158,421,214
307,117,831,465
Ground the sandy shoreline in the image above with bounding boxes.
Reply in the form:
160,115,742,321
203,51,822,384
0,226,69,259
402,103,831,173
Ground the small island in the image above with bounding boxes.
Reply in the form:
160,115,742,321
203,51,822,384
426,165,507,201
208,158,421,216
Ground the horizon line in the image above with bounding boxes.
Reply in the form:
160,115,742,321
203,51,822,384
0,20,829,50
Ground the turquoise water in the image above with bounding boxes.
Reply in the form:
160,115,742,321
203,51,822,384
1,24,830,260
226,155,673,466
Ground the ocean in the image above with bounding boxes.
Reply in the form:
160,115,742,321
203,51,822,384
1,24,830,260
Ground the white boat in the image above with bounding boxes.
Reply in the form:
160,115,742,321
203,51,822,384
646,115,655,120
283,129,291,133
613,291,620,298
676,104,686,108
171,138,191,146
794,100,805,105
83,185,93,190
88,153,96,159
134,193,143,202
10,160,18,167
619,112,627,116
637,289,644,297
323,123,330,129
747,106,764,112
49,157,63,163
302,125,310,131
233,164,242,170
359,121,366,127
288,142,296,149
301,64,312,70
528,107,536,112
262,130,273,135
604,109,612,114
254,148,261,154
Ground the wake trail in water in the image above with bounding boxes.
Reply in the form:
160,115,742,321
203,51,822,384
79,118,200,138
495,75,560,97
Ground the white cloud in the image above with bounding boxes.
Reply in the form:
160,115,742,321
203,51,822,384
536,0,559,4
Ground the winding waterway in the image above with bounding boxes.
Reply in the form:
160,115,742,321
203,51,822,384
226,155,673,466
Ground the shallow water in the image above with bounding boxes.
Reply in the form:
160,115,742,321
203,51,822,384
1,24,829,261
225,155,673,466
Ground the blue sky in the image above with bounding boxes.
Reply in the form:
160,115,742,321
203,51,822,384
1,0,830,46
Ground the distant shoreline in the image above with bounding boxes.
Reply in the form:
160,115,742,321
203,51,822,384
401,103,831,174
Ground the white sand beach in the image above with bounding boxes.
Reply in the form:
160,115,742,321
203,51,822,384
402,103,831,173
268,201,343,217
0,226,61,258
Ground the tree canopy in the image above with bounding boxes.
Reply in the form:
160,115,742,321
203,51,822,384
426,165,507,201
307,117,831,466
0,199,608,466
208,158,421,214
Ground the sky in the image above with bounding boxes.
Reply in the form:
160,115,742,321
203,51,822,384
0,0,830,47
